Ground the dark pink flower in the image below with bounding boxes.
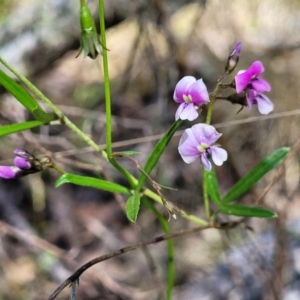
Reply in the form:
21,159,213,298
178,124,227,171
174,76,209,121
235,61,271,93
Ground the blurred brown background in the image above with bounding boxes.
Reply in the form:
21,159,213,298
0,0,300,299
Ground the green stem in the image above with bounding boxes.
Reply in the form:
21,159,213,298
144,188,208,226
98,0,136,187
202,168,210,219
143,199,174,300
98,0,112,157
0,56,107,160
205,83,221,125
202,81,221,219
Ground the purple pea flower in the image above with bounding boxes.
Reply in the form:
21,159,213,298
173,76,209,121
178,124,227,171
235,61,271,93
0,166,22,179
235,61,273,114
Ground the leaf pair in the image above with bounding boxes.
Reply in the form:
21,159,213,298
206,147,289,218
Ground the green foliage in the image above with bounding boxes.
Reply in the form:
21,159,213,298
205,169,221,204
222,147,289,203
56,173,131,195
127,120,182,222
0,69,40,112
126,194,141,222
219,204,276,218
0,69,54,122
0,120,44,137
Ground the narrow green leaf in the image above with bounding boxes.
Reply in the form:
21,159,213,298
130,120,182,221
223,147,290,203
219,204,277,218
0,120,44,137
120,150,141,156
126,194,141,222
56,173,131,195
0,69,39,112
32,108,56,122
205,169,221,204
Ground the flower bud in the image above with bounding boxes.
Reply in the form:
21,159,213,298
77,0,101,59
225,42,242,74
0,166,21,179
14,156,31,169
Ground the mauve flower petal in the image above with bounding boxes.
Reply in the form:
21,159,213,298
191,124,221,145
249,61,264,76
173,76,196,103
210,146,228,166
187,79,209,105
235,71,253,93
251,77,271,93
201,154,212,171
178,129,200,163
14,157,31,169
178,103,199,121
175,103,186,120
256,94,274,115
0,166,19,179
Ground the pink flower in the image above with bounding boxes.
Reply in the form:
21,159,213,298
173,76,209,121
235,61,271,93
235,61,273,114
178,124,227,171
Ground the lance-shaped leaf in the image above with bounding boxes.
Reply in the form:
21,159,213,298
130,120,182,222
205,169,221,204
222,147,289,203
126,194,141,222
0,120,44,137
56,173,131,195
0,69,54,122
219,203,276,218
0,69,39,111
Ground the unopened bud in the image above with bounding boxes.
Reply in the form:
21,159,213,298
77,0,101,59
225,42,242,74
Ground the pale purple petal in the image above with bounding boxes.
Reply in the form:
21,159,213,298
251,77,271,93
190,124,222,146
187,79,209,105
177,103,199,121
256,94,274,115
0,166,20,179
175,103,186,120
210,146,228,166
248,61,264,76
178,129,200,163
201,154,212,171
235,71,253,93
173,76,196,103
14,157,31,169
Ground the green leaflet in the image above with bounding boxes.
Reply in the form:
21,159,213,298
205,168,221,204
126,194,141,222
0,120,44,137
219,203,276,218
0,69,39,112
222,147,289,203
0,69,54,122
56,173,131,195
